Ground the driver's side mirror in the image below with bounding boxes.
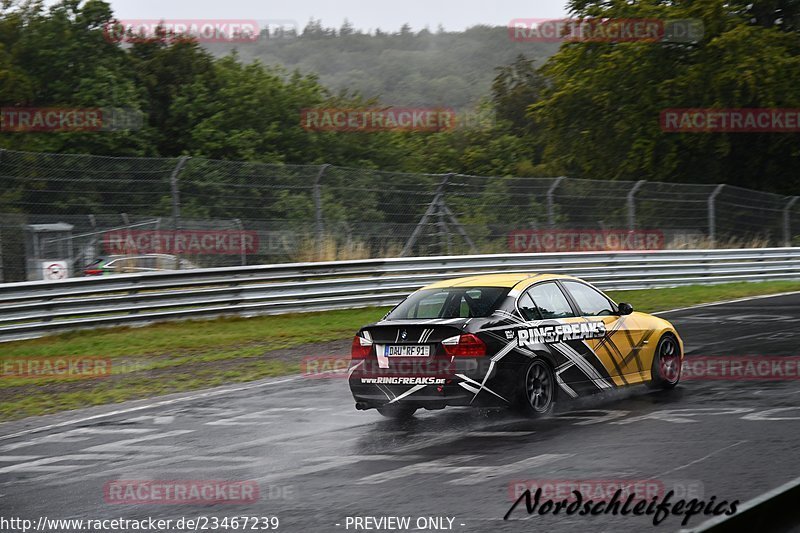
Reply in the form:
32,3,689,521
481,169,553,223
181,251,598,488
618,302,634,316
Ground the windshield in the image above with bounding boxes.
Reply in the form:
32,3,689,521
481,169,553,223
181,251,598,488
387,287,510,320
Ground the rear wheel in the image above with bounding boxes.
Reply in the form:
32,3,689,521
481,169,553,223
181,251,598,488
377,404,417,419
648,334,681,389
519,359,556,417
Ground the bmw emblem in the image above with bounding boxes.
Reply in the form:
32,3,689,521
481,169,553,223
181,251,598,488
400,330,408,340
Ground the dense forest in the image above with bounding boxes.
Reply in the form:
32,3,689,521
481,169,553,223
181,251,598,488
204,22,560,110
0,0,799,195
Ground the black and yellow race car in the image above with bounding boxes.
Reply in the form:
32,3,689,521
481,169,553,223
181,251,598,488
348,273,683,418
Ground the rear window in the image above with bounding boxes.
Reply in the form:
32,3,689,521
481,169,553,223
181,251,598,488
387,287,510,320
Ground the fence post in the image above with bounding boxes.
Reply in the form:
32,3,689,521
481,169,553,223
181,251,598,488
314,164,329,260
0,150,4,282
401,174,451,257
437,195,449,254
87,214,97,262
708,184,725,245
234,218,246,266
169,156,189,269
627,180,646,230
784,196,799,247
547,176,566,228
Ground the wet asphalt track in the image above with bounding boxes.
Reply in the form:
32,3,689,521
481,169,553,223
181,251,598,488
1,292,800,533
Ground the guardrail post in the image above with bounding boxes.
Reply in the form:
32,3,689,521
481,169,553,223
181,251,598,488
708,184,725,245
627,180,646,230
170,156,189,269
783,196,799,247
314,164,329,260
547,176,566,228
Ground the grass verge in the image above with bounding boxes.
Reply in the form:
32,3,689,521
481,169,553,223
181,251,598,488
1,280,798,421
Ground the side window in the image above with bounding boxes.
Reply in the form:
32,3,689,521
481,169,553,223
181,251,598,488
563,281,616,317
517,292,542,321
528,283,575,319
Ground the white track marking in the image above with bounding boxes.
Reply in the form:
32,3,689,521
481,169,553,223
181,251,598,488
652,440,747,480
0,375,301,441
0,427,152,452
357,453,572,485
654,290,800,315
3,291,797,441
0,454,125,474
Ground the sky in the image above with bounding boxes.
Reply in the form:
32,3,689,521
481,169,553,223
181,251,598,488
85,0,570,33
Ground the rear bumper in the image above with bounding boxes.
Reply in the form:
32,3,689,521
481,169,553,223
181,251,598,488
349,379,509,410
347,356,512,410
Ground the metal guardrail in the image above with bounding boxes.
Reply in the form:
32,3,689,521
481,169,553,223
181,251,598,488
1,248,799,342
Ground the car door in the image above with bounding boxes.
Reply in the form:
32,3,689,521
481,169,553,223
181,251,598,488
521,281,617,396
559,280,652,385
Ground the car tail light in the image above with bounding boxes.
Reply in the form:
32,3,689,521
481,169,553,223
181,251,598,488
84,269,103,276
441,334,486,357
351,334,372,359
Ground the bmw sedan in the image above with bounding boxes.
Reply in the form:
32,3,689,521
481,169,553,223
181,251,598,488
348,273,683,418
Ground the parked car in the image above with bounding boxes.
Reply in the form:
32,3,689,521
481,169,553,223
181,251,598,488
83,254,197,276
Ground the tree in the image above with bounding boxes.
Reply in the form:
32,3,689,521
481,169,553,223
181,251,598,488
340,19,354,36
127,32,218,156
491,54,546,136
533,0,800,194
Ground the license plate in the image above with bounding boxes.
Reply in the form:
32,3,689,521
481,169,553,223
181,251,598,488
383,345,430,357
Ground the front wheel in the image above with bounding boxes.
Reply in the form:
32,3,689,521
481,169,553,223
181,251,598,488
377,404,417,419
519,359,557,417
648,334,682,389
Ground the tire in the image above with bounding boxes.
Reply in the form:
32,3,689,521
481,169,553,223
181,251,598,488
648,334,682,389
519,359,557,417
377,404,418,419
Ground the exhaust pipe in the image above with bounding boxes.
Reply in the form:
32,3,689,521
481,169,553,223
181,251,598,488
355,402,370,410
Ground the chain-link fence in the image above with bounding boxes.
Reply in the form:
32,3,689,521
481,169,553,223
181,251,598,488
0,148,798,282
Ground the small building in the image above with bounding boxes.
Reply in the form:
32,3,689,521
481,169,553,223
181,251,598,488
24,223,75,281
